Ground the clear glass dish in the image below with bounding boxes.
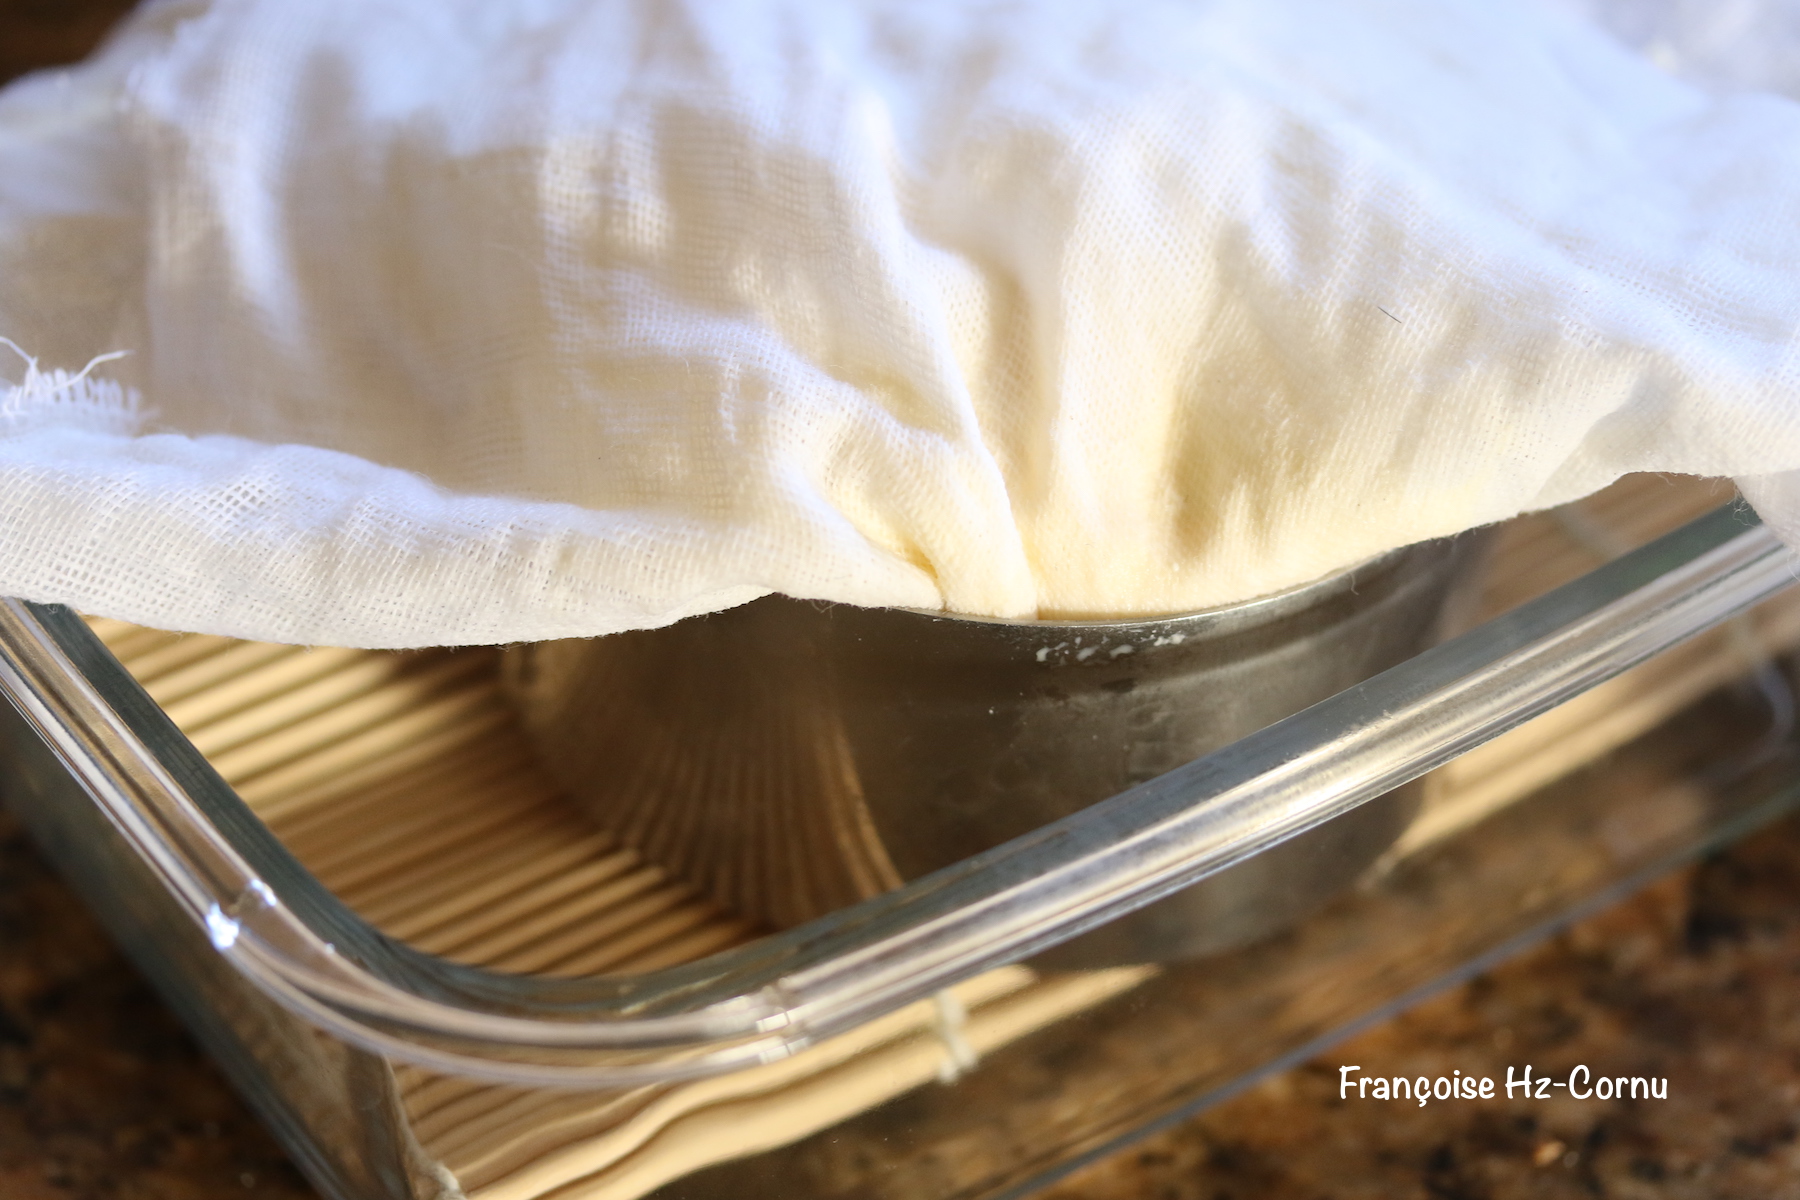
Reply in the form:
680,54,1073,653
3,479,1797,1199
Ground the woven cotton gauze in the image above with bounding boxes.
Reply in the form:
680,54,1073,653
6,0,1800,648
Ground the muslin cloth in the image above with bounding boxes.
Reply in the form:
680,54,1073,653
5,0,1800,647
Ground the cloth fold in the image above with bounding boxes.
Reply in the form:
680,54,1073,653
4,0,1800,647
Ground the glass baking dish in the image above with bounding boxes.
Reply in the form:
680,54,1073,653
4,475,1799,1199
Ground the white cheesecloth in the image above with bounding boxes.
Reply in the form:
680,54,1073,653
5,0,1800,647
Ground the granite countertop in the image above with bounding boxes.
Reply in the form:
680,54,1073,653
6,7,1800,1198
1052,813,1800,1200
0,811,313,1200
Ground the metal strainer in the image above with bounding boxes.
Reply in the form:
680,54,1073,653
504,534,1487,966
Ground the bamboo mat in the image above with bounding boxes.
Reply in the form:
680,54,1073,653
82,472,1795,1200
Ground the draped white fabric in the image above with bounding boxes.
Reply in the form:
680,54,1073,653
5,0,1800,647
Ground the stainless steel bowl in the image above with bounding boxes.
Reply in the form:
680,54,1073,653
504,535,1487,966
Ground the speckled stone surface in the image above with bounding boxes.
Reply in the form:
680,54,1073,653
1046,816,1800,1200
0,810,313,1200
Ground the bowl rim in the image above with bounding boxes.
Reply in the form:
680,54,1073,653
879,544,1416,633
